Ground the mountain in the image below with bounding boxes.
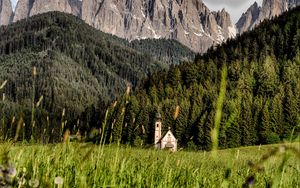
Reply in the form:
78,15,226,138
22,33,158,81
105,7,300,148
13,0,82,22
68,0,82,16
289,0,300,7
0,0,13,25
0,11,194,125
9,0,236,53
235,2,261,34
81,0,236,52
236,0,300,33
129,39,195,65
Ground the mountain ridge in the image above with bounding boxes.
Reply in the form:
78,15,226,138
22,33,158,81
0,0,13,25
236,0,300,33
2,0,236,53
0,11,193,121
2,0,299,52
104,6,300,148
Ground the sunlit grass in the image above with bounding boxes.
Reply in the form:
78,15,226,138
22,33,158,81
1,67,299,187
0,142,299,187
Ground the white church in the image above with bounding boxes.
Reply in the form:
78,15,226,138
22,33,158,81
154,113,177,152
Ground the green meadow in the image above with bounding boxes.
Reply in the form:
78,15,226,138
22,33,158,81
0,142,299,187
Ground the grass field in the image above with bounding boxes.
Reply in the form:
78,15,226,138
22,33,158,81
0,142,299,187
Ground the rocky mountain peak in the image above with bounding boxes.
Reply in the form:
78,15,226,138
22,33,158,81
213,8,232,30
253,1,259,7
0,0,13,25
260,0,288,18
236,1,261,33
289,0,300,7
29,0,72,17
9,0,236,52
236,0,299,33
81,0,236,52
14,0,81,22
68,0,82,17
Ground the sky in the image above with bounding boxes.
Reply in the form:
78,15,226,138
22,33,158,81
11,0,17,11
11,0,262,23
203,0,263,23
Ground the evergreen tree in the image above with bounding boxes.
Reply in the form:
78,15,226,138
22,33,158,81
283,85,299,139
240,92,257,146
259,100,271,144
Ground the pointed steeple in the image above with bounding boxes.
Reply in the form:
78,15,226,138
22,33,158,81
154,113,162,149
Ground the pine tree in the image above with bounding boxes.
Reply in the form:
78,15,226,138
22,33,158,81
168,67,182,88
270,91,284,138
240,92,257,146
111,101,126,143
283,85,299,139
173,99,190,147
259,100,271,144
224,97,242,148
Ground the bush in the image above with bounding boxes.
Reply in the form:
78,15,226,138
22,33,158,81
266,132,280,144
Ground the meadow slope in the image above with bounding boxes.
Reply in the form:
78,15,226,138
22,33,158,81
0,142,299,187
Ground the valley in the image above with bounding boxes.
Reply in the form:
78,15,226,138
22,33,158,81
0,1,299,187
1,0,298,53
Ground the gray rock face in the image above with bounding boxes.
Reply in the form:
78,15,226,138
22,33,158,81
14,0,80,22
289,0,300,8
69,0,82,17
213,9,232,30
236,2,260,33
13,0,34,22
29,0,72,17
236,0,299,33
5,0,300,52
11,0,236,52
81,0,236,52
0,0,13,25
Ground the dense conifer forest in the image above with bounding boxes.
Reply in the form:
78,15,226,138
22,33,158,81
0,8,299,148
103,7,300,149
129,39,195,64
0,12,193,141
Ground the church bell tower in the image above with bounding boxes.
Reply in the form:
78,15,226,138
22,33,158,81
154,113,162,149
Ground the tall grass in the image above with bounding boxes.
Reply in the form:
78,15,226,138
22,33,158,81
211,66,227,156
0,67,299,187
31,67,37,142
0,80,7,142
0,68,67,144
0,143,299,187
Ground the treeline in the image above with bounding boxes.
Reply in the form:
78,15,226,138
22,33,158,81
103,7,300,149
129,39,195,65
0,12,193,142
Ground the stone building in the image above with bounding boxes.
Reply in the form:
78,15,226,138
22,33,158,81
154,113,177,152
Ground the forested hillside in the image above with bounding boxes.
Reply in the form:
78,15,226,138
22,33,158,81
129,39,195,65
105,7,300,149
0,12,193,141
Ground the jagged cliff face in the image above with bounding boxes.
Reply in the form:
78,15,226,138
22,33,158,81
236,2,260,34
68,0,82,17
29,0,72,16
236,0,299,33
81,0,236,52
13,0,32,22
289,0,300,7
10,0,235,52
0,0,13,25
14,0,81,22
3,0,300,52
257,0,289,22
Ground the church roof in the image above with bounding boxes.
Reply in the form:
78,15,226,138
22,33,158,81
156,113,162,119
158,130,176,143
